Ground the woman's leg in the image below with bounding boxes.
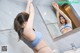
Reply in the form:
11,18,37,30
34,39,53,53
38,47,53,53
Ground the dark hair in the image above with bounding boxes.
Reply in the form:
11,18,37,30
59,15,67,24
14,12,29,39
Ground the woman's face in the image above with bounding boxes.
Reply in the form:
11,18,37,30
60,17,66,24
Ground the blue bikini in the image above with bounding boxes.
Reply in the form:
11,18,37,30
22,32,42,49
60,23,72,33
31,32,42,48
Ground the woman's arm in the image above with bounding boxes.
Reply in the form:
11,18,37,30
52,2,61,27
26,3,35,29
57,9,72,24
56,10,61,27
25,1,31,14
23,3,35,41
52,2,72,24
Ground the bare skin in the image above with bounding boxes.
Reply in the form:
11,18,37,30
22,1,53,53
52,2,72,34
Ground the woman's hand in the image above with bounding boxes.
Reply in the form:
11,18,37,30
52,2,59,10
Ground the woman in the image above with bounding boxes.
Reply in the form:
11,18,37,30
52,2,72,34
14,1,53,53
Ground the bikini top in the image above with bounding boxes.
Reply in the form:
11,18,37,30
60,23,72,31
22,31,42,49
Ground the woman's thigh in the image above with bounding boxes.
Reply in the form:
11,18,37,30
38,47,53,53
